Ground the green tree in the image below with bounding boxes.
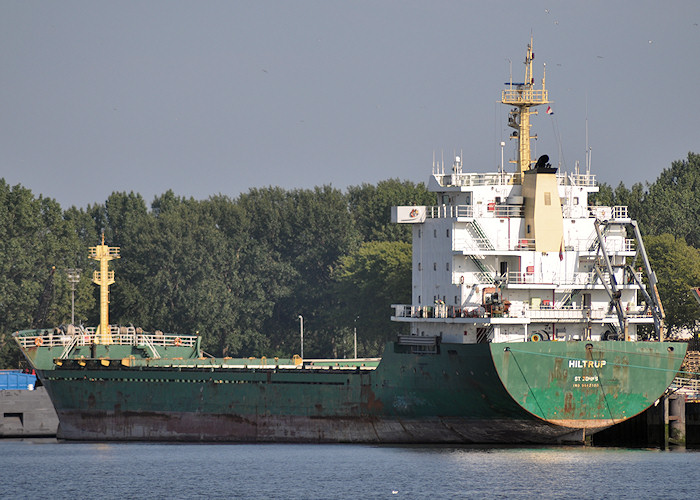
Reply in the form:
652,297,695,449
87,192,152,326
644,234,700,332
59,205,102,328
239,186,361,357
204,194,295,356
347,179,435,243
0,181,83,367
97,192,295,358
332,241,412,356
642,152,700,245
611,182,647,222
589,182,646,221
589,182,614,207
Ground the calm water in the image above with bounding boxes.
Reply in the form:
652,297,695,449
1,440,699,499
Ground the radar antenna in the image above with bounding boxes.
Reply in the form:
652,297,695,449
501,36,549,182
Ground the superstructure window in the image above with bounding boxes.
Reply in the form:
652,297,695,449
544,192,551,205
433,262,437,271
446,262,450,271
434,229,437,238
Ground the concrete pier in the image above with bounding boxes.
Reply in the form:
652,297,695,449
0,387,58,437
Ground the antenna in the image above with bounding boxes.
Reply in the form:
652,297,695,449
542,62,546,88
501,37,549,181
587,148,592,176
585,93,591,174
500,141,506,175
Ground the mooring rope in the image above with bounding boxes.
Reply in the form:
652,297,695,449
505,348,548,419
592,362,616,424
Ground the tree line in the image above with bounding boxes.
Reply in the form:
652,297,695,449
0,179,433,366
1,152,699,367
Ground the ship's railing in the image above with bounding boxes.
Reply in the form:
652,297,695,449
493,205,525,218
427,203,631,223
502,87,548,104
561,205,595,219
457,269,643,288
514,239,535,250
424,202,629,224
433,170,597,189
506,270,643,286
579,236,635,253
506,271,595,286
14,329,81,349
432,172,515,188
14,326,197,349
392,304,475,319
427,205,473,218
455,235,634,254
391,304,611,321
611,206,629,219
556,172,597,187
392,304,616,321
527,307,607,321
587,205,630,221
426,204,524,220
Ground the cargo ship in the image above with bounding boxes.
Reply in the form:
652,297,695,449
13,40,687,443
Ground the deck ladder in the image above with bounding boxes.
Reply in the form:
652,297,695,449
469,256,495,283
469,221,495,250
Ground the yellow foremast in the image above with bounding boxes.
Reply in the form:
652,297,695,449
89,235,120,344
502,37,549,181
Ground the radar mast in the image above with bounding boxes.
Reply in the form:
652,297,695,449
89,235,120,344
502,37,549,182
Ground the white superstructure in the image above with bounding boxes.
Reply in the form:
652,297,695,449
391,40,664,345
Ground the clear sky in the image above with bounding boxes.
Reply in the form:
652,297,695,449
1,1,699,209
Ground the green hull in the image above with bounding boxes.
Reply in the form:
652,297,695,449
14,330,686,443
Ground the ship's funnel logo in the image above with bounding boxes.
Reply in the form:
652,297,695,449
392,206,426,224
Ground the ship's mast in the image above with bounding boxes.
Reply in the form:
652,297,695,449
89,235,120,344
502,37,549,181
